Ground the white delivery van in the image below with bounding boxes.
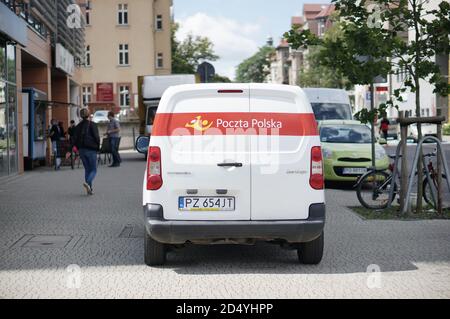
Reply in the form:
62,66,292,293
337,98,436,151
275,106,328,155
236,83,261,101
143,84,326,266
303,88,353,121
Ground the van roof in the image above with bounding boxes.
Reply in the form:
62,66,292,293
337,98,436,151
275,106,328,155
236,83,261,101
158,83,312,114
158,83,313,114
303,88,350,105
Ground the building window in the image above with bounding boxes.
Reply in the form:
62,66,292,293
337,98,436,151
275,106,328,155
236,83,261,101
85,45,91,67
119,44,129,66
156,14,163,30
118,4,128,25
85,11,91,26
0,42,18,177
82,86,92,105
156,53,163,69
119,85,130,108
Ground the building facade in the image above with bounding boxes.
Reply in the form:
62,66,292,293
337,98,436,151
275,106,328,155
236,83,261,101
0,0,85,177
354,0,449,122
268,3,335,86
80,0,172,119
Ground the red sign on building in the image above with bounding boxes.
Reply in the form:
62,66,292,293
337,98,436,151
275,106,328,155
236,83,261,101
97,83,114,102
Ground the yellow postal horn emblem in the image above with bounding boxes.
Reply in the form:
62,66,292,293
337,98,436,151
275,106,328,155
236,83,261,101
185,116,213,132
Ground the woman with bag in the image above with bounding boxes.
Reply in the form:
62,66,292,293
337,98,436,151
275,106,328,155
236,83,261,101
73,109,100,196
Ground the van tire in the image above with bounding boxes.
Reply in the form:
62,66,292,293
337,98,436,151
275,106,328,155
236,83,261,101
297,232,324,265
144,232,166,266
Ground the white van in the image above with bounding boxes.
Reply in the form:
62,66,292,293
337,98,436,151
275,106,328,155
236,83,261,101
142,84,326,266
303,88,353,121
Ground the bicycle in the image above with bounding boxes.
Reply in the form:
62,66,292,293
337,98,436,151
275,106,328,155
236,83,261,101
356,150,447,210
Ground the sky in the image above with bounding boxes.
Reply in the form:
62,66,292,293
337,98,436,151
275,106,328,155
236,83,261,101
173,0,330,80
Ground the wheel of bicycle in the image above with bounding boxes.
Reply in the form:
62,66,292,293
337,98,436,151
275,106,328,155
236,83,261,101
357,171,397,210
423,174,447,209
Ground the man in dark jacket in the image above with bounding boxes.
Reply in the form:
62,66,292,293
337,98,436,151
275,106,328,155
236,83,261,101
49,119,64,170
74,109,100,195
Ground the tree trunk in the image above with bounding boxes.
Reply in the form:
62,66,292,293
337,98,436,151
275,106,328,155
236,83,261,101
415,78,423,214
413,0,423,214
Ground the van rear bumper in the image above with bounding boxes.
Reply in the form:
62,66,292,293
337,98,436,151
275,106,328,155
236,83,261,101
143,204,325,244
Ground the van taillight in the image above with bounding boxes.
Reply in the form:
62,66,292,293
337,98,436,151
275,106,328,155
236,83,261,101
147,146,162,190
310,146,324,190
218,90,243,94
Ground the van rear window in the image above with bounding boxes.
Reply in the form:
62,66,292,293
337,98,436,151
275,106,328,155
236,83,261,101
311,103,352,121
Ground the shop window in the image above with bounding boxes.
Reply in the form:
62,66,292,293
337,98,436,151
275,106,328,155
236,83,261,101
0,43,5,81
0,81,6,177
7,84,17,174
118,4,128,25
6,45,15,83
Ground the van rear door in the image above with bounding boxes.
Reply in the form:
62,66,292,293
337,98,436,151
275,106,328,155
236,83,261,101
249,84,321,221
151,85,251,221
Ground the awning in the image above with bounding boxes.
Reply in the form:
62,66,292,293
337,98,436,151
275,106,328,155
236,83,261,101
0,2,27,46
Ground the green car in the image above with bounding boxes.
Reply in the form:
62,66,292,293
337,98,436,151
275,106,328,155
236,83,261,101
319,120,389,182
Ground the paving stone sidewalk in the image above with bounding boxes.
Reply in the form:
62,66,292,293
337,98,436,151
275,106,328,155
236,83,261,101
0,152,449,298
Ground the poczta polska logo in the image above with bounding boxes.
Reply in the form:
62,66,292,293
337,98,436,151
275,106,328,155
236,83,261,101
185,116,214,132
185,115,283,132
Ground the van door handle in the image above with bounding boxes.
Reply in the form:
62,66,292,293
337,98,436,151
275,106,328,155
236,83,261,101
218,163,243,168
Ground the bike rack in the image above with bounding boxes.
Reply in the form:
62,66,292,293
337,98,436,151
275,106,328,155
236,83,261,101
387,141,403,208
402,136,450,214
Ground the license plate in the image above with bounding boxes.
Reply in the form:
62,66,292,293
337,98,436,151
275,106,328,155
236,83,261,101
343,168,367,175
178,197,235,211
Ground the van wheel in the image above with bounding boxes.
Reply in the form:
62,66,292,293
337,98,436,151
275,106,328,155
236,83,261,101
144,232,166,266
297,232,324,265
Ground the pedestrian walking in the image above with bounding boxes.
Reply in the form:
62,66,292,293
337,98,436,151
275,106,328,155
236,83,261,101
68,120,76,144
49,119,64,170
380,117,390,140
73,109,100,196
105,111,121,167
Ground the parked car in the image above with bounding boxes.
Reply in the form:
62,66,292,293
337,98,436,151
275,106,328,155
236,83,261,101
92,111,110,124
142,84,326,266
408,123,438,143
303,88,353,121
320,120,389,182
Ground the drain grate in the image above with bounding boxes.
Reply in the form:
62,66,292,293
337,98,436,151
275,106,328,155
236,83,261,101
10,235,82,249
119,225,144,238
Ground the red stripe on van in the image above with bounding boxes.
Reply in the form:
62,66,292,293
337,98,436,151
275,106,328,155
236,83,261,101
152,113,318,136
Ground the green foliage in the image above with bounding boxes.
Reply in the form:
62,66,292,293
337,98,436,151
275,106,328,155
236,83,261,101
172,23,219,74
284,0,450,124
210,74,232,83
298,46,350,89
235,46,275,83
444,123,450,136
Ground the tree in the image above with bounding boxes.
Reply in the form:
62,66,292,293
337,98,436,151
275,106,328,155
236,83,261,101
285,0,450,214
210,74,232,83
298,46,351,89
236,46,275,83
296,15,351,89
172,23,219,74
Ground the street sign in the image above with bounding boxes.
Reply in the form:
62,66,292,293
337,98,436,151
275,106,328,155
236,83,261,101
197,62,215,83
97,83,114,102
